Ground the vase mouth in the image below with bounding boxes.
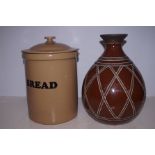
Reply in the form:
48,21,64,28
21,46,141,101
100,34,128,44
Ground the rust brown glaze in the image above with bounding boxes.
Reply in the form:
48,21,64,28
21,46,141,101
82,34,146,125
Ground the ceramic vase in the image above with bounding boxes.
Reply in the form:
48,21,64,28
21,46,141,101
82,34,146,124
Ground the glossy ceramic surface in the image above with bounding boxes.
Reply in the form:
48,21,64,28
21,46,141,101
22,36,78,125
82,34,146,124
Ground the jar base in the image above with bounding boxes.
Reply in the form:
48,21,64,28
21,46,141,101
28,112,77,125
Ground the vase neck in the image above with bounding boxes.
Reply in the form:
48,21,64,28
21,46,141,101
100,34,127,57
102,43,126,57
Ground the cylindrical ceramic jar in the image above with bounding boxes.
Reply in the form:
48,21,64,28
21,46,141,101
22,36,78,125
82,34,146,125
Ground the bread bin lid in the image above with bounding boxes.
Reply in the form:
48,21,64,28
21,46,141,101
22,36,78,60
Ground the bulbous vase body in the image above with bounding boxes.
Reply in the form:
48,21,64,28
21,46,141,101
82,34,146,124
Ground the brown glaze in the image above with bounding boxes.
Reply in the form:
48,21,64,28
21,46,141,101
82,34,146,125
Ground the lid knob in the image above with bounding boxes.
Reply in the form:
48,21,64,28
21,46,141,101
44,36,56,44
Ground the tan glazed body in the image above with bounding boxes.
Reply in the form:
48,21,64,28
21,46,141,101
22,36,78,125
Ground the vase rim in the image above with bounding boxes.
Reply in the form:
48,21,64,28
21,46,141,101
100,34,128,43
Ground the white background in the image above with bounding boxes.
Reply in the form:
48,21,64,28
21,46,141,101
0,26,155,97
